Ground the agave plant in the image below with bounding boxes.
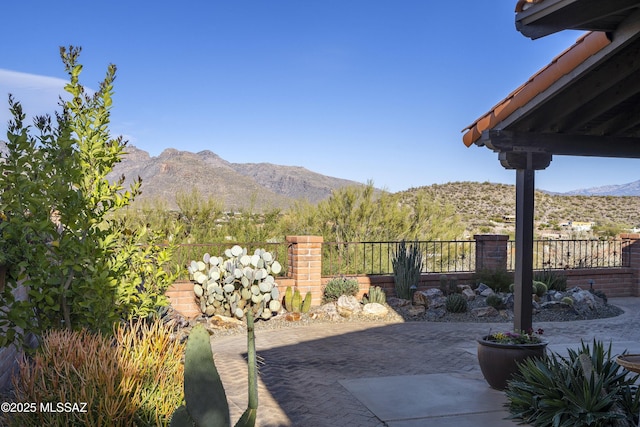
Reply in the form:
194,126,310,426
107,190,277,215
505,339,640,427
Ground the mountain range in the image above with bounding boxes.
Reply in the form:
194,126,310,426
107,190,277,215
107,146,361,210
1,141,640,210
562,181,640,196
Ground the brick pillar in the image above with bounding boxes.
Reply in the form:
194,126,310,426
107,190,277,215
165,281,201,318
286,235,323,305
474,234,509,271
621,233,640,296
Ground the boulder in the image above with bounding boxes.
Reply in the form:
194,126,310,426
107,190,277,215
569,288,598,310
207,314,244,329
363,303,389,317
471,306,499,317
462,288,476,301
540,301,572,310
479,287,495,298
314,303,341,321
387,297,412,308
406,305,426,316
336,295,362,318
476,283,491,295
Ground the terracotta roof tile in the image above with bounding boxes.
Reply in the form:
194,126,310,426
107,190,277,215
515,0,544,13
462,31,611,147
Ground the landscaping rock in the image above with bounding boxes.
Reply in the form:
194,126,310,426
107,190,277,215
387,297,412,308
363,303,389,317
480,287,495,298
472,306,499,317
336,295,362,318
462,288,476,301
207,314,244,329
285,312,302,321
313,303,341,321
406,305,426,316
540,301,572,310
569,287,598,310
413,291,429,306
476,283,492,295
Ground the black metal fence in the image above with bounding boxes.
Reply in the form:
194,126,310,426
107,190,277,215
506,239,630,270
172,238,630,279
322,241,476,276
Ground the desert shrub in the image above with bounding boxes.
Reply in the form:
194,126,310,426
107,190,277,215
6,318,184,427
0,47,176,350
474,268,513,293
485,293,504,309
439,274,459,296
323,277,360,303
506,340,640,427
533,269,567,291
445,293,467,313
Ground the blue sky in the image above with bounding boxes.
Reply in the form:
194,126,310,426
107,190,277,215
1,1,637,194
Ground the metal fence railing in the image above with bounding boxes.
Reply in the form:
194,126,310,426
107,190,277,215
506,239,630,270
172,238,630,280
322,241,476,276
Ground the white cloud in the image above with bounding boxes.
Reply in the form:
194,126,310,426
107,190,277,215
0,69,69,129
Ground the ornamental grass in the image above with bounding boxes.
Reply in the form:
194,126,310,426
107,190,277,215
5,318,185,427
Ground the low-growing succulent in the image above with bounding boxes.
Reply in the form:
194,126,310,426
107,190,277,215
323,277,360,303
561,296,574,306
445,293,467,313
283,286,312,313
485,293,504,309
362,286,386,305
187,245,282,320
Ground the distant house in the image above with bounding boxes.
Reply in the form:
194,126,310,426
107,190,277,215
561,221,594,231
502,215,516,223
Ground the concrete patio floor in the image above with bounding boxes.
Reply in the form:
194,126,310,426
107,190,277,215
209,297,640,426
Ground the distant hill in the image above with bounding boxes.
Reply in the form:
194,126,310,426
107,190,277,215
396,182,640,238
107,146,363,210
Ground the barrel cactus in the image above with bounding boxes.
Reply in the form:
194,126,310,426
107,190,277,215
188,245,283,320
445,293,468,313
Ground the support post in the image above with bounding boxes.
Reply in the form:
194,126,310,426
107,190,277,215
514,168,535,332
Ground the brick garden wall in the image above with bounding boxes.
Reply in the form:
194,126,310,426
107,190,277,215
167,234,640,318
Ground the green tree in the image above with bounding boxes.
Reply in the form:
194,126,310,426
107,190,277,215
0,46,176,350
282,182,463,242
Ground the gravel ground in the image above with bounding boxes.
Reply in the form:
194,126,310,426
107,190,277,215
183,292,624,338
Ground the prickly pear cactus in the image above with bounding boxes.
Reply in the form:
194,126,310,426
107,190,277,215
188,245,282,320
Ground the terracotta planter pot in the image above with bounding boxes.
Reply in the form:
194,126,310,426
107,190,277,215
477,336,548,390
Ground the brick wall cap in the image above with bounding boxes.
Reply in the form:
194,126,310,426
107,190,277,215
620,233,640,240
286,235,324,243
474,234,509,241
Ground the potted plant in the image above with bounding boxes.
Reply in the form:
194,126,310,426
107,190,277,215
477,328,547,390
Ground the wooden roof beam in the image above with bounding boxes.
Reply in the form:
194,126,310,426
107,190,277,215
516,0,640,39
481,129,640,158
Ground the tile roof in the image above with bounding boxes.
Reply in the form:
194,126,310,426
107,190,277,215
461,30,611,147
515,0,544,13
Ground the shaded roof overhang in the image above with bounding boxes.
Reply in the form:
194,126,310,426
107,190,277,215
516,0,640,40
462,7,640,168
